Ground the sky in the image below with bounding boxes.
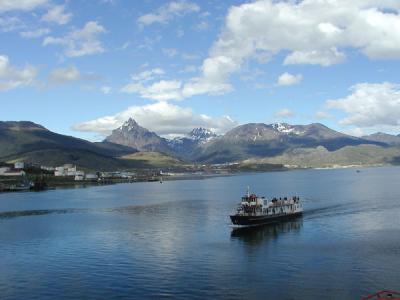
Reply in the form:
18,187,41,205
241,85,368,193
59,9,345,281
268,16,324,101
1,0,400,141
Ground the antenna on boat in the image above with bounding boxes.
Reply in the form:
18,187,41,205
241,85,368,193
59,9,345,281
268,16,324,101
247,186,250,197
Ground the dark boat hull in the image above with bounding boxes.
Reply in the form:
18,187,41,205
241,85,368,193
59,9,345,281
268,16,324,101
230,212,302,226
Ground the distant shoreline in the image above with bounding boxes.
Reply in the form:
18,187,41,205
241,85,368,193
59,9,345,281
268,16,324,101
2,163,397,194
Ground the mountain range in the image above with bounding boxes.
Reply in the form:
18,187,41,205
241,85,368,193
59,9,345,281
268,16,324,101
1,119,400,170
104,118,389,163
0,121,138,170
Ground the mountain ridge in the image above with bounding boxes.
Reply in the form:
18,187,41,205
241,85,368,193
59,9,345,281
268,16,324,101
0,120,138,170
362,132,400,146
1,119,399,169
104,118,171,153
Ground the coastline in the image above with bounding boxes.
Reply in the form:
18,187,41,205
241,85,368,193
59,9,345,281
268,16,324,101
0,163,396,194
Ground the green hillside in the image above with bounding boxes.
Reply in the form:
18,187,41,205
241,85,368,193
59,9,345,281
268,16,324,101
243,145,400,168
0,121,138,171
4,149,143,171
0,121,135,159
121,151,185,169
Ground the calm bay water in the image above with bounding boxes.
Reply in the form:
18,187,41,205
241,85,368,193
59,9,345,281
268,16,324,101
1,167,400,299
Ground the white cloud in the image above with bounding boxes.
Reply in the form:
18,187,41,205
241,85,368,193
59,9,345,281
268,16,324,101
0,55,37,91
131,68,165,82
43,21,106,57
48,65,100,84
107,1,400,103
137,35,161,51
275,108,294,119
48,66,81,83
180,65,197,73
0,0,48,12
195,20,209,31
138,0,200,27
315,111,332,120
41,5,72,25
121,68,184,101
101,86,111,94
283,48,346,66
172,0,400,98
162,48,178,58
20,27,50,38
342,127,365,137
277,72,303,86
0,16,24,32
327,82,400,128
182,53,200,60
72,102,237,137
122,80,183,101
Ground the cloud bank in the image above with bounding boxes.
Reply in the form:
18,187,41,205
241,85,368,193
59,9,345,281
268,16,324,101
43,21,106,57
0,55,37,91
72,102,237,137
327,82,400,128
127,0,400,101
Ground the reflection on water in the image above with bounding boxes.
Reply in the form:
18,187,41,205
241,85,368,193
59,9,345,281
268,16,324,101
0,200,187,220
0,167,400,299
230,218,303,245
0,208,88,219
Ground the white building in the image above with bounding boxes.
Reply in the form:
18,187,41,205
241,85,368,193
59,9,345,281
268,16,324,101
41,166,55,171
85,173,98,180
66,165,77,176
14,162,24,169
55,166,66,176
55,165,78,176
0,170,26,176
74,175,84,181
0,167,10,175
74,171,85,181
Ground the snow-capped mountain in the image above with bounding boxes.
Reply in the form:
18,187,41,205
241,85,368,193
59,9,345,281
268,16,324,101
193,122,383,163
271,123,305,135
105,119,218,158
187,128,217,141
104,118,170,153
104,118,386,163
167,127,218,158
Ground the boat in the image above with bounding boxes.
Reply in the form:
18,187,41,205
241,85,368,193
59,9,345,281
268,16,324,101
9,183,31,191
230,187,303,227
361,290,400,300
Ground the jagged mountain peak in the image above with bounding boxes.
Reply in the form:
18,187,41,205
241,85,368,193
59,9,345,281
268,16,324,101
120,118,140,131
105,118,170,153
188,127,217,140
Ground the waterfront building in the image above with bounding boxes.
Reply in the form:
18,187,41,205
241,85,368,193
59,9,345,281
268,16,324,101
0,169,26,176
85,174,98,180
14,162,24,169
55,166,66,176
75,175,84,181
0,167,11,175
41,166,55,171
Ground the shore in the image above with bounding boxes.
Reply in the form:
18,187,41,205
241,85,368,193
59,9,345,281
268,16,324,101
1,163,391,194
0,172,240,193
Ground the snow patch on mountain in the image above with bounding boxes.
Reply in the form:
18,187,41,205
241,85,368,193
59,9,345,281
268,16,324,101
187,127,217,141
272,123,304,135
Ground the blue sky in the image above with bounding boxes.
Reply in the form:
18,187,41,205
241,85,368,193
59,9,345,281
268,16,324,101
1,0,400,140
